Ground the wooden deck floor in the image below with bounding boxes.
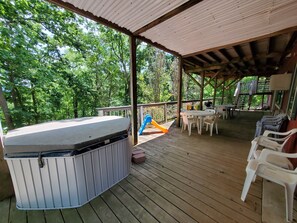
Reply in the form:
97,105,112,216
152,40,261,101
0,117,266,223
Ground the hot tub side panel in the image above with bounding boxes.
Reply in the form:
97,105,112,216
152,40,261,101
5,137,131,209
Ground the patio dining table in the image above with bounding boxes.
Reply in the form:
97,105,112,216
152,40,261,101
183,110,215,135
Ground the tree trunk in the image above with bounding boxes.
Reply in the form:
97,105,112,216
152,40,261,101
0,85,14,130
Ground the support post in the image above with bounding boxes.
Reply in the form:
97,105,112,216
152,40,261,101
164,103,167,123
221,78,226,105
213,77,217,106
176,56,183,127
199,71,205,110
130,36,138,145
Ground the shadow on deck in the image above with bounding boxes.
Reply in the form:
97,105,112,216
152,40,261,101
0,111,287,223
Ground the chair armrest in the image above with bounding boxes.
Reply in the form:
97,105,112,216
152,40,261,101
258,149,297,160
263,130,287,137
256,159,297,174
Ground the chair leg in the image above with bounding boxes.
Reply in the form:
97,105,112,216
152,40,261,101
210,124,213,136
188,123,192,136
284,184,296,222
241,169,256,201
215,123,218,134
247,140,258,161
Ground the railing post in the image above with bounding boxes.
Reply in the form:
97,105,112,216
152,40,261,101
164,103,167,123
140,106,144,125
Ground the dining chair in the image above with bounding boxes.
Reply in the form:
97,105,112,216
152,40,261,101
181,113,197,136
215,105,227,119
203,114,220,136
241,149,297,222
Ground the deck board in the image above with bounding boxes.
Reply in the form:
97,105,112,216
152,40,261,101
89,196,119,223
2,116,267,223
110,184,158,223
0,197,10,223
126,174,199,223
100,190,139,223
77,203,102,223
132,165,236,223
61,208,83,223
9,197,26,223
27,211,45,223
44,210,64,223
118,179,179,223
137,162,260,223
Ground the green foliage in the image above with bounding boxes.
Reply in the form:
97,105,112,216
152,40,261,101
0,0,180,128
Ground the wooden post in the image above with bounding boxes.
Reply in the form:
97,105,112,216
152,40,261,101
199,71,205,110
221,78,225,105
176,56,183,127
140,106,144,125
213,77,217,106
164,103,167,123
130,36,138,145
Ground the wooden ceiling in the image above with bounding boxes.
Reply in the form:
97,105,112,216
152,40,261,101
183,31,297,79
47,0,297,80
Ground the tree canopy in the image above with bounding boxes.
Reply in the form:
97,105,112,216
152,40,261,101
0,0,187,129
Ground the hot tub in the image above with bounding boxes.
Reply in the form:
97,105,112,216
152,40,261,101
3,116,131,210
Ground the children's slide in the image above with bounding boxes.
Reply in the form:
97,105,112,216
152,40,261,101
151,120,169,133
138,114,168,135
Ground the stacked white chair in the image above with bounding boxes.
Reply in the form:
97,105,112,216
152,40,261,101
241,149,297,222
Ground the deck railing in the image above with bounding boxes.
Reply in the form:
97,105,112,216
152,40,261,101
96,98,213,126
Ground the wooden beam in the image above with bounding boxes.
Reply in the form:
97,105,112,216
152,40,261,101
186,73,201,87
279,31,297,65
225,78,241,89
134,0,203,35
199,72,205,110
130,36,138,145
189,57,204,67
221,78,226,104
207,52,222,63
185,65,223,73
176,57,183,127
136,36,180,56
213,77,218,106
183,26,297,57
249,41,259,73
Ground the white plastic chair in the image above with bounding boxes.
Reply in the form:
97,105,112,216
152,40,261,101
247,128,297,161
241,149,297,222
181,113,197,136
203,114,220,136
216,105,227,119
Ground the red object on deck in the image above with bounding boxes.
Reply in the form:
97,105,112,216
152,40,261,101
132,149,146,164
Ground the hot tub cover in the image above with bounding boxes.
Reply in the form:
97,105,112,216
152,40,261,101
4,116,130,154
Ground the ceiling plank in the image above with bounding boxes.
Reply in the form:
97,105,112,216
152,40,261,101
133,0,203,35
183,26,297,58
47,0,132,35
47,0,181,57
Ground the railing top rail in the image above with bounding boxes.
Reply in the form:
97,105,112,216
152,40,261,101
96,98,213,111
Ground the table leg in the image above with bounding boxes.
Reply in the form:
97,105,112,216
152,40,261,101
199,117,203,135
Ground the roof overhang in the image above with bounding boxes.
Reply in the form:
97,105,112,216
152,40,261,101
47,0,297,78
